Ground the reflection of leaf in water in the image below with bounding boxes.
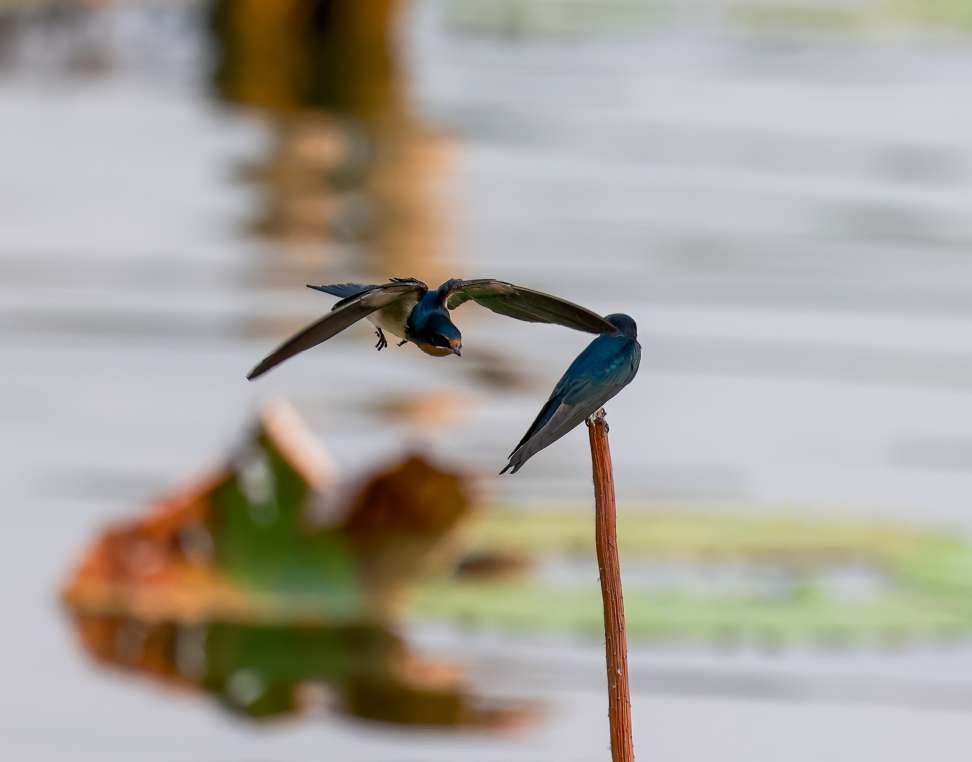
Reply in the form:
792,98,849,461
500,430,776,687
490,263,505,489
69,613,531,728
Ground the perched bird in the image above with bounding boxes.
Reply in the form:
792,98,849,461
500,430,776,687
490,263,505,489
246,277,617,380
501,313,640,474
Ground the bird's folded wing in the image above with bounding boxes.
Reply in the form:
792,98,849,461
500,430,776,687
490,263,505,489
503,399,591,473
445,279,616,334
509,394,575,455
503,348,639,472
246,283,424,379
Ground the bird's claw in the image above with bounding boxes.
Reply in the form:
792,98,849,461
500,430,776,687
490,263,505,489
586,408,609,431
374,328,388,351
397,339,408,347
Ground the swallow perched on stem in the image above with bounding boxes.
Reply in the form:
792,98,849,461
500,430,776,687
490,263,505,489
246,277,617,380
501,313,640,474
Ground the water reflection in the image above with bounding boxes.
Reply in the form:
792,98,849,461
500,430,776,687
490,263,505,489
8,1,972,758
209,0,454,283
61,401,531,728
70,614,525,727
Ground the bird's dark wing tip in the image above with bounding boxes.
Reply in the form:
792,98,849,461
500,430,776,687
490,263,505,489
499,462,518,475
246,363,267,381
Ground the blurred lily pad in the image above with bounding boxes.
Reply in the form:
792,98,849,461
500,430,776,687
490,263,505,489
62,400,474,623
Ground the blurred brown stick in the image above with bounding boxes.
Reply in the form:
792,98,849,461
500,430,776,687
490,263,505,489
588,408,635,762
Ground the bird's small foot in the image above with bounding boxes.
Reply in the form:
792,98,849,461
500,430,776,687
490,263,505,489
587,408,609,431
374,328,388,351
397,339,408,347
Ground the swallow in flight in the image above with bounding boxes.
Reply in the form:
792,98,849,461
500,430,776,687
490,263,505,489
246,277,617,380
501,313,640,474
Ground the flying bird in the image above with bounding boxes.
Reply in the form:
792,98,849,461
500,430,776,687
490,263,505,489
501,313,640,474
246,277,617,380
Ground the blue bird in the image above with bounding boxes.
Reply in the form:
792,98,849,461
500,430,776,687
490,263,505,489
247,277,617,380
501,313,640,474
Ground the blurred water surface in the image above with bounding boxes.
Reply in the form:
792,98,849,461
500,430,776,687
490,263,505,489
4,1,972,760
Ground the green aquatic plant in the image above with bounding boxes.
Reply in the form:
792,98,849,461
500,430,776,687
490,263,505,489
733,0,972,34
445,0,671,37
412,506,972,645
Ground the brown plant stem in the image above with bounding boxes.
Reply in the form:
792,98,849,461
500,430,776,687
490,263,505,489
588,408,635,762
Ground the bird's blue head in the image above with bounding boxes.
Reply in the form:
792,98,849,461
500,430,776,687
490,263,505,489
606,313,637,339
416,313,463,357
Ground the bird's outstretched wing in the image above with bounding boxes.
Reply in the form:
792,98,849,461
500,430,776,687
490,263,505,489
444,279,616,335
246,281,427,380
501,336,640,473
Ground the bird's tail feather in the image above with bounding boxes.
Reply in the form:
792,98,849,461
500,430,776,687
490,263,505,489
307,282,373,309
306,282,366,297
